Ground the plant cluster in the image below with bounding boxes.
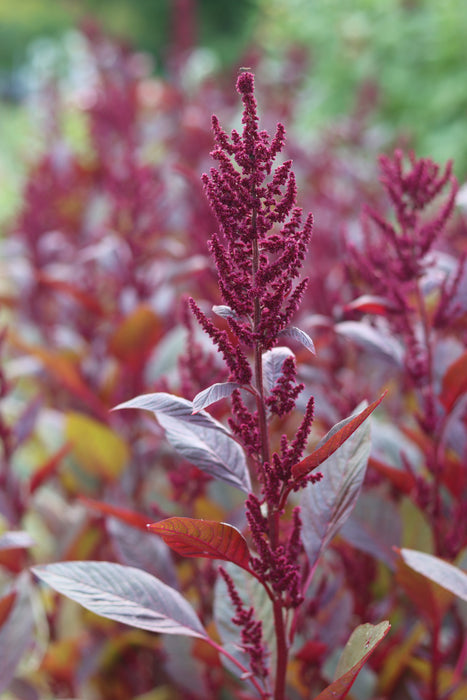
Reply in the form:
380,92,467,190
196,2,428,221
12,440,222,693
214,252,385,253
0,27,466,700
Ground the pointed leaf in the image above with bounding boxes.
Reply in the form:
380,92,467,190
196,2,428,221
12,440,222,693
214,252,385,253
212,305,239,320
79,496,151,531
335,321,404,365
0,574,35,693
32,561,208,639
114,392,251,492
292,394,384,480
300,409,372,569
192,382,244,413
262,347,295,395
344,295,396,316
400,548,467,602
278,326,316,354
148,517,251,570
440,350,467,412
313,621,390,699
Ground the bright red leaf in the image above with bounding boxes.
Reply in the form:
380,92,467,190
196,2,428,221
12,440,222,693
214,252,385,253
292,393,386,480
148,517,251,570
80,497,150,531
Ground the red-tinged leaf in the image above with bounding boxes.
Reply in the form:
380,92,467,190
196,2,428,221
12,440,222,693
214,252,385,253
344,294,396,316
440,350,467,412
109,305,161,365
368,456,416,494
79,496,150,531
29,443,72,494
292,394,385,480
278,326,316,354
148,517,251,571
0,591,16,629
32,561,209,640
312,621,390,700
0,574,34,693
35,271,105,316
395,554,451,625
192,382,244,414
400,548,467,602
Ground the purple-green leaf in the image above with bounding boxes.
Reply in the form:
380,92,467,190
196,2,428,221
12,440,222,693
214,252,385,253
148,517,251,571
400,549,467,602
313,621,390,700
114,392,251,492
300,406,373,569
32,561,208,639
192,382,244,413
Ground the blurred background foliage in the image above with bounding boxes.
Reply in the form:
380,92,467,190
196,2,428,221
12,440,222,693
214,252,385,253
0,0,467,224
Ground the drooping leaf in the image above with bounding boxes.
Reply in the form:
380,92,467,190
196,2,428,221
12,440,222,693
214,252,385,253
192,382,244,413
292,394,384,480
335,321,404,366
344,295,396,316
313,621,390,700
32,561,208,639
65,412,130,481
400,549,467,602
278,326,316,354
300,410,372,569
114,392,251,492
0,574,35,694
440,350,467,412
262,346,295,395
213,561,275,680
148,517,251,571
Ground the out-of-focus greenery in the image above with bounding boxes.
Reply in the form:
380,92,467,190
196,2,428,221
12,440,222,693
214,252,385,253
256,0,467,175
0,0,256,72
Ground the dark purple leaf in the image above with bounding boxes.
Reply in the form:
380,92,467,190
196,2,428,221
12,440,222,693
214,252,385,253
292,394,384,479
300,409,372,569
400,549,467,602
148,517,251,570
262,347,295,395
340,494,401,569
278,326,316,354
313,621,390,700
0,574,34,693
32,561,208,639
335,321,404,366
114,392,251,492
192,382,244,413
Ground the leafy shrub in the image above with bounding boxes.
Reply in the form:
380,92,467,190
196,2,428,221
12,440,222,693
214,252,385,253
0,27,466,700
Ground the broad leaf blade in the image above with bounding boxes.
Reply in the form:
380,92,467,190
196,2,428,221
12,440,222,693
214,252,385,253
0,531,35,550
344,295,396,316
292,394,384,480
335,321,404,366
313,621,390,700
440,350,467,412
278,326,316,354
192,382,243,413
400,549,467,602
148,517,251,570
300,410,372,569
32,561,208,639
114,392,251,492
